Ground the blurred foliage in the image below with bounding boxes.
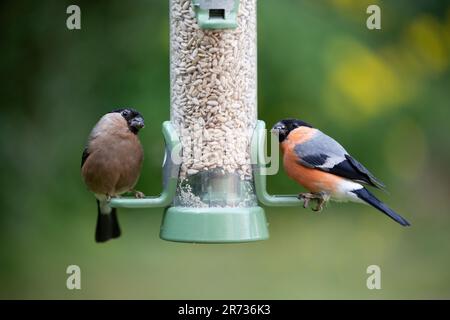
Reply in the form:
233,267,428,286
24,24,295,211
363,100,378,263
0,0,449,299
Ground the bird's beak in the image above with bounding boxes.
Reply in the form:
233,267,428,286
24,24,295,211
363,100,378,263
270,128,279,135
131,116,145,130
271,123,285,135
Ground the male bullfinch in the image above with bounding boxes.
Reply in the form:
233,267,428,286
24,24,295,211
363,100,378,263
272,118,410,226
81,108,145,242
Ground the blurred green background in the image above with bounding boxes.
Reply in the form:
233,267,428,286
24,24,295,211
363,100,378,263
0,0,449,299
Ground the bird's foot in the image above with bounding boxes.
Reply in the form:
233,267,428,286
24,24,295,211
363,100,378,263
133,190,145,199
312,197,326,212
312,193,331,212
298,193,329,212
298,193,321,209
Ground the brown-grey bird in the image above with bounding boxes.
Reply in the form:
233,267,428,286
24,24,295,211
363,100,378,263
81,108,145,242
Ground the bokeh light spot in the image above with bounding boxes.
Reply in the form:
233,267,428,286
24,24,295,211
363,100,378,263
406,15,449,74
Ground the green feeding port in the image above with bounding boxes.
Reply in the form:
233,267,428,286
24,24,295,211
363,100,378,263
192,0,240,29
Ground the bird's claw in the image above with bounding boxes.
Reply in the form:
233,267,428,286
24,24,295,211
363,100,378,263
134,190,145,199
298,193,319,209
298,193,327,212
312,198,326,212
303,197,310,209
297,193,308,208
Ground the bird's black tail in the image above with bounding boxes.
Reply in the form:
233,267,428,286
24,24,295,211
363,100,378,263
95,200,121,242
352,188,410,227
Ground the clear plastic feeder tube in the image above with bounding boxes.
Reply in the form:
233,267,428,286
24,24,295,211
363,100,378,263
170,0,257,209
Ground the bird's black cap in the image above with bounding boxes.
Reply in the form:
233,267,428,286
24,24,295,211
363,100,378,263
271,118,313,143
110,108,145,134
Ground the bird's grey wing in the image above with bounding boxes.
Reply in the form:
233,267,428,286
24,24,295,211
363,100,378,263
295,130,347,168
81,147,90,168
294,130,386,189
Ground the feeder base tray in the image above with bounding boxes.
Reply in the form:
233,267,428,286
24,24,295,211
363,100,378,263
160,206,268,243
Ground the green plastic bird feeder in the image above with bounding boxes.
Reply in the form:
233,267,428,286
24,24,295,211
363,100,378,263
109,0,304,243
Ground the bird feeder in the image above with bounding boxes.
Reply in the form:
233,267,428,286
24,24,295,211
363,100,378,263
109,0,303,243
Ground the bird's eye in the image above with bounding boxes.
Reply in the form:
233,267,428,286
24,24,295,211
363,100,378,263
121,110,130,117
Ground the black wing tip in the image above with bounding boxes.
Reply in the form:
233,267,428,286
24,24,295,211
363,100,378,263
370,177,387,190
345,154,386,190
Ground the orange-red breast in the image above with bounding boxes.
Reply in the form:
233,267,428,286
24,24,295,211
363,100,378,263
272,118,410,226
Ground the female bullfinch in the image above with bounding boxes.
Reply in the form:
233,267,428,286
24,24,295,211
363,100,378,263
272,118,410,226
81,108,145,242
